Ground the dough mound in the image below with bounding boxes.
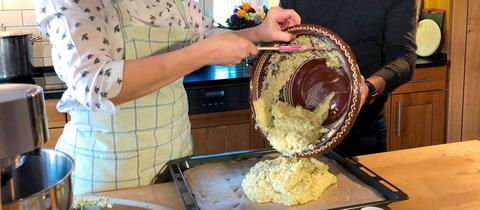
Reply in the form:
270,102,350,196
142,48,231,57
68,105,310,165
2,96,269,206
241,156,337,206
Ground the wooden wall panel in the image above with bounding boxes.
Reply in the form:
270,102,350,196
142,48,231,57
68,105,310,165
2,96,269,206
462,0,480,140
446,0,468,142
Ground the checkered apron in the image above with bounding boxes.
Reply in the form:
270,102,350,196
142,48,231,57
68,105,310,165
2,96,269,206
56,0,193,195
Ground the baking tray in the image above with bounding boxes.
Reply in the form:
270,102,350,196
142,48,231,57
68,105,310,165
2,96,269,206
168,149,408,210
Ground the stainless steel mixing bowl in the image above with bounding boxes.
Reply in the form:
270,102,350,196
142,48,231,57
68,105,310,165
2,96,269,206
1,149,74,210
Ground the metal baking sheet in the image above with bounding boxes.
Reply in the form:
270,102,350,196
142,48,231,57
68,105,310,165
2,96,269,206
168,149,407,210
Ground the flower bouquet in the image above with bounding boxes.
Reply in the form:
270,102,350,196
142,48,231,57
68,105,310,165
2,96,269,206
225,2,267,30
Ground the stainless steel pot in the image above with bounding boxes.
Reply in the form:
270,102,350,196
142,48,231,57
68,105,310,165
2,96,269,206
1,149,74,210
0,31,38,83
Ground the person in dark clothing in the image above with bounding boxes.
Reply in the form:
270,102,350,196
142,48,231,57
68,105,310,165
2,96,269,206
280,0,417,157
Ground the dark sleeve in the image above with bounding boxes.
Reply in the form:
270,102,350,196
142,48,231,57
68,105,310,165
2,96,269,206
373,0,417,94
279,0,296,9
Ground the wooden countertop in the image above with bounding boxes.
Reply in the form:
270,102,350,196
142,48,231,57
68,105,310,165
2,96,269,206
357,140,480,210
100,140,480,210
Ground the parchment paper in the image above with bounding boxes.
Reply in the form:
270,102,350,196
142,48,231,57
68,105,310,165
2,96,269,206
184,155,385,210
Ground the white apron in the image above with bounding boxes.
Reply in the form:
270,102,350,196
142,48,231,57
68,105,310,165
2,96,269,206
56,0,194,195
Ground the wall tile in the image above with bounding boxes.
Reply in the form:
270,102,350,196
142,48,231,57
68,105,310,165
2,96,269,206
42,42,51,56
0,10,22,26
3,0,35,10
32,41,51,58
43,57,53,66
32,41,43,57
22,10,36,26
32,58,44,67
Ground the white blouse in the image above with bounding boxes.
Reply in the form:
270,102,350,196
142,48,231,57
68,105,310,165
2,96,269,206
36,0,218,113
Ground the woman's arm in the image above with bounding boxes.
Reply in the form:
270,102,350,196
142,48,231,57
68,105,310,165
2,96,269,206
187,2,300,45
372,0,417,95
116,7,302,105
114,32,257,105
37,0,300,110
36,0,126,112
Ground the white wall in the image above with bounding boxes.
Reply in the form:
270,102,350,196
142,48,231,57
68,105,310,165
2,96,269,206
0,0,52,67
268,0,279,7
0,0,274,67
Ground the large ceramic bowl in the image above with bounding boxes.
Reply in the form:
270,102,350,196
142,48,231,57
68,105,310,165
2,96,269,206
251,24,362,157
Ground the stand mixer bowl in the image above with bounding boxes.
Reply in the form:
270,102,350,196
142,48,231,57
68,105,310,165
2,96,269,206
1,149,73,210
0,155,25,185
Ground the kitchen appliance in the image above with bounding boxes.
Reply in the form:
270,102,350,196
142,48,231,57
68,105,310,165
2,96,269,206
0,83,74,210
186,83,250,115
0,26,38,84
168,149,408,210
184,63,252,115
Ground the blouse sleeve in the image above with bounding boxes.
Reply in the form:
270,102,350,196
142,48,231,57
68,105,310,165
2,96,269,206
36,0,124,113
186,0,226,43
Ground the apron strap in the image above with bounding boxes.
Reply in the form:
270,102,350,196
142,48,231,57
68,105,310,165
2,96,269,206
172,0,190,27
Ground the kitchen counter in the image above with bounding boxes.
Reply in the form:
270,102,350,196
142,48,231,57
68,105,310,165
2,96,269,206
100,140,480,210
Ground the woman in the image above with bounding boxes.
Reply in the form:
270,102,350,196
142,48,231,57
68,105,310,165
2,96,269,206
36,0,300,195
280,0,416,156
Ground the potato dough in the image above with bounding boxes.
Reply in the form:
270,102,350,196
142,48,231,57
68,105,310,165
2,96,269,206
253,35,341,156
248,35,341,207
242,156,337,206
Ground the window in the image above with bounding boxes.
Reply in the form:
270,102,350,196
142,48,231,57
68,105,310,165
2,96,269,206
213,1,244,26
199,0,270,26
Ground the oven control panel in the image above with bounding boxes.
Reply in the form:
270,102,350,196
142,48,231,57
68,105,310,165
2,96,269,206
186,84,250,115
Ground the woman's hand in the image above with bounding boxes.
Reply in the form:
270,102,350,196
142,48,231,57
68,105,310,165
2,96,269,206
234,7,301,44
255,7,301,42
359,76,369,107
360,75,386,107
198,32,258,66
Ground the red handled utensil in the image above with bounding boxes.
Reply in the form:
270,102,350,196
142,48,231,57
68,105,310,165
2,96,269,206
257,44,316,53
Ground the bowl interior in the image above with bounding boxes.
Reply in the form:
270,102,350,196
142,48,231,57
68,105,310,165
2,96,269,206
1,149,73,205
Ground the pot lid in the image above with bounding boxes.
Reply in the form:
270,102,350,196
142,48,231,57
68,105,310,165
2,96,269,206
0,31,31,38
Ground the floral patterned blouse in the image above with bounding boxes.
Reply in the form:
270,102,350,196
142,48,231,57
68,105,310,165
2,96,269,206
36,0,218,113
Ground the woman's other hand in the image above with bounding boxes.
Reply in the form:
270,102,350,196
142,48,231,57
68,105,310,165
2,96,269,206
198,32,257,66
359,76,369,108
255,7,301,42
